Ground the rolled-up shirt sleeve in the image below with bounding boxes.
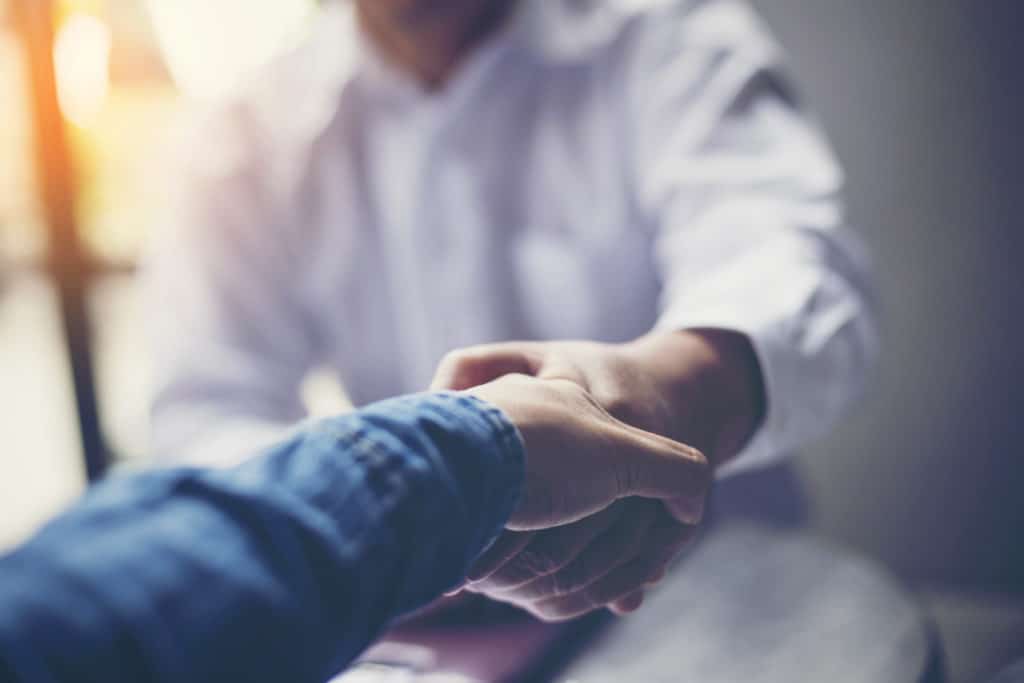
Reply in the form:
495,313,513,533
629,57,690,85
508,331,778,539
631,1,879,475
0,393,524,683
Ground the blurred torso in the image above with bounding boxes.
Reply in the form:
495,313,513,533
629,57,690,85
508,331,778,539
285,1,665,404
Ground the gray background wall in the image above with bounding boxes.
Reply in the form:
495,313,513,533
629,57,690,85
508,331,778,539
749,0,1024,590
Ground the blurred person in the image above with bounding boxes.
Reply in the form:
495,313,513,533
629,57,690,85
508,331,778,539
145,0,877,619
0,376,707,682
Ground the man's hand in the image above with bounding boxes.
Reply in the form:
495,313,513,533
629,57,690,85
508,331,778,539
469,374,709,531
464,374,709,621
434,331,765,468
458,497,696,621
433,330,765,620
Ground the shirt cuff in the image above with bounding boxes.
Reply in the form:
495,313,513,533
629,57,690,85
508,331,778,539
423,392,526,557
654,309,789,478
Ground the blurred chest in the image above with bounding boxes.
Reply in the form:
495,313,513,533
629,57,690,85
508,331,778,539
297,61,661,394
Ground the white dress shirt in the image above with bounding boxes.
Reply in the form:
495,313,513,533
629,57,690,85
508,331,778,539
144,0,878,475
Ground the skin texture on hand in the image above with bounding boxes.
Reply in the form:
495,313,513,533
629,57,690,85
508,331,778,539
432,330,765,621
468,375,710,531
434,331,765,469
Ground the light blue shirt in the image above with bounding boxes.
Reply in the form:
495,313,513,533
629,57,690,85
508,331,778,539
144,0,878,476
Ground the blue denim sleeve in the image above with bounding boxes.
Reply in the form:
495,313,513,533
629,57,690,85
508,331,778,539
0,392,523,683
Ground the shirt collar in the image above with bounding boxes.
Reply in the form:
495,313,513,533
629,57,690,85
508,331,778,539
510,0,676,63
275,0,674,141
323,0,677,71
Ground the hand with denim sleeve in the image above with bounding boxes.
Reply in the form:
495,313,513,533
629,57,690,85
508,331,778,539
473,373,711,532
433,330,761,621
0,380,708,682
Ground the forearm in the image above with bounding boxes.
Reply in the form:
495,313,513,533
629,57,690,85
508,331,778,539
629,0,878,472
0,393,523,683
623,329,766,469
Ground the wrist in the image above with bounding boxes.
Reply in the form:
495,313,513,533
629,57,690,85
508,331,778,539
624,330,766,468
445,391,527,530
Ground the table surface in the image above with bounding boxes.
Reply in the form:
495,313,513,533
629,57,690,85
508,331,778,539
336,521,935,683
560,521,934,683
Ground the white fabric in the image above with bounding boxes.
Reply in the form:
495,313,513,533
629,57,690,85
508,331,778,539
144,0,879,474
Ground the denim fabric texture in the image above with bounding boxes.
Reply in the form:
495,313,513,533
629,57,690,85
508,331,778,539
0,392,523,683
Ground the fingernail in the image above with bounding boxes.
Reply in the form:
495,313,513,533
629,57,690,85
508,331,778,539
614,593,644,615
670,496,705,525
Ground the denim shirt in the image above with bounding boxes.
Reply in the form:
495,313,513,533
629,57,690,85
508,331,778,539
0,393,524,683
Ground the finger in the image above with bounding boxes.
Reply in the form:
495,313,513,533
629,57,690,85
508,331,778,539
465,531,535,585
532,552,667,621
531,520,696,621
663,495,707,526
430,345,539,390
610,425,711,519
609,590,645,616
472,503,627,593
494,498,661,601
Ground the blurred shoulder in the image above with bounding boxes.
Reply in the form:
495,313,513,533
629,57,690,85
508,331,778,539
528,0,779,64
618,0,780,54
172,2,358,184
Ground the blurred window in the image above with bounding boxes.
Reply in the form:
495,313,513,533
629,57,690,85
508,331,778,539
0,0,46,264
0,0,318,550
61,0,179,265
61,0,316,264
0,0,84,551
66,0,316,460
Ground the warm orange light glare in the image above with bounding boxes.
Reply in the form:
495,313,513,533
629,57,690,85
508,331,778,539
53,12,111,127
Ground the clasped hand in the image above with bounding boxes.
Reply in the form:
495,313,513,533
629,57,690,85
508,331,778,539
432,336,739,621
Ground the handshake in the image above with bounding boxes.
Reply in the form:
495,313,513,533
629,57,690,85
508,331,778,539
429,333,764,622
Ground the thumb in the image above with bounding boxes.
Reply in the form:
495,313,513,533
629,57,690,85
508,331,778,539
430,344,539,391
611,427,711,523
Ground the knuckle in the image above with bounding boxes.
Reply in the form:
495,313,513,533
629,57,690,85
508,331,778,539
549,377,589,404
512,548,561,578
441,348,475,370
434,351,476,389
592,388,635,424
